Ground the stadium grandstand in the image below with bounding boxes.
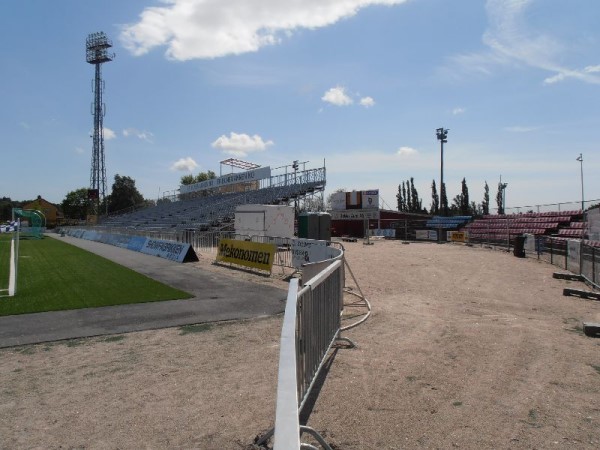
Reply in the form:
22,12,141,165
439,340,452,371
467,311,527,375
463,210,584,244
100,159,326,232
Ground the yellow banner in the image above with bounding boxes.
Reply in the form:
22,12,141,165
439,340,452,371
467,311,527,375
216,239,276,272
450,231,467,242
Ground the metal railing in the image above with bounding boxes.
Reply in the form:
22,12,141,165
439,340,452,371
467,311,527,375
258,244,352,450
505,198,599,215
536,237,600,289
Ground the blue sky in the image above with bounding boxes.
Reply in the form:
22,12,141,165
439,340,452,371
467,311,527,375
1,0,599,211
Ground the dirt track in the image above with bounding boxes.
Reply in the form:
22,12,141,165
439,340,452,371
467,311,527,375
1,241,599,449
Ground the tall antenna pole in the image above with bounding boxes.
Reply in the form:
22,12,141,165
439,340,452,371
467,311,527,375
86,32,114,217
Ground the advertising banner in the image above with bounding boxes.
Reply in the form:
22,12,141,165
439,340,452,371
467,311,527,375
362,190,379,209
216,238,276,272
449,231,467,242
369,229,395,238
291,238,338,268
416,230,437,241
329,209,379,221
141,238,198,263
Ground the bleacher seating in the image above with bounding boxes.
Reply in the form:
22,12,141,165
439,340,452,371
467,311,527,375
100,180,324,231
465,210,584,242
557,220,587,238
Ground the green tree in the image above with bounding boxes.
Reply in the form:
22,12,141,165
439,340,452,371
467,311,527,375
410,178,421,212
180,170,217,185
180,174,195,185
430,180,439,215
496,182,505,215
482,181,490,216
440,182,449,216
1,197,15,222
396,184,403,211
61,188,90,220
460,178,470,215
450,194,461,214
107,175,144,213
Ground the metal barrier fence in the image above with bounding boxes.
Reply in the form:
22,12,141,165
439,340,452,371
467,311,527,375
536,237,600,289
259,247,348,450
581,243,599,287
249,235,294,268
61,225,362,447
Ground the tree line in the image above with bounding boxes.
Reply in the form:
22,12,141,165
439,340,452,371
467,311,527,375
397,178,510,216
1,170,218,223
60,170,218,220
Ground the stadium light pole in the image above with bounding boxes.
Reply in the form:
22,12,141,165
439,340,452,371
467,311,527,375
501,182,508,214
499,179,508,249
436,128,448,216
577,153,584,212
86,31,114,217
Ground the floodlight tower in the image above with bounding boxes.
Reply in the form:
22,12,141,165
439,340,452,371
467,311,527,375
436,127,449,215
86,31,114,216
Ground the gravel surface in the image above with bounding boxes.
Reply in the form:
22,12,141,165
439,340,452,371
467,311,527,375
1,240,599,449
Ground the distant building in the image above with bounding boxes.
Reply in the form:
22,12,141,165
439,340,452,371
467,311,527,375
21,196,63,228
328,189,431,238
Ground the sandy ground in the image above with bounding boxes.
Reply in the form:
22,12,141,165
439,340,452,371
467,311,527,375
1,240,599,449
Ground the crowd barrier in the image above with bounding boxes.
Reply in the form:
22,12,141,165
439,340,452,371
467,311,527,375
258,244,362,450
534,237,600,289
265,262,345,449
58,225,366,447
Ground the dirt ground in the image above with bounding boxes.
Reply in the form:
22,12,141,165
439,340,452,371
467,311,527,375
1,240,599,449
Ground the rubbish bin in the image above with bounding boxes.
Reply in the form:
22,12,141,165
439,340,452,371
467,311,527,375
513,235,526,258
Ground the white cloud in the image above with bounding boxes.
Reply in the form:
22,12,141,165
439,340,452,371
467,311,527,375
104,127,117,140
448,0,600,85
120,0,410,61
123,128,154,143
211,132,274,157
360,96,375,108
75,147,85,154
322,86,353,106
397,146,418,157
171,157,198,172
452,107,465,115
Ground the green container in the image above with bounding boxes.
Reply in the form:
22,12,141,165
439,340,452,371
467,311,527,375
298,212,309,238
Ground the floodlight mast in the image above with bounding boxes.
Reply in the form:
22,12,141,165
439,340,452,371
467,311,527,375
436,128,449,216
86,32,114,216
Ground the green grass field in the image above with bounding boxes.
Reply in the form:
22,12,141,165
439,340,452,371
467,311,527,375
0,234,192,316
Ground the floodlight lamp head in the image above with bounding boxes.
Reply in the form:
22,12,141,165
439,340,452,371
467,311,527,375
436,128,448,142
86,31,115,65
